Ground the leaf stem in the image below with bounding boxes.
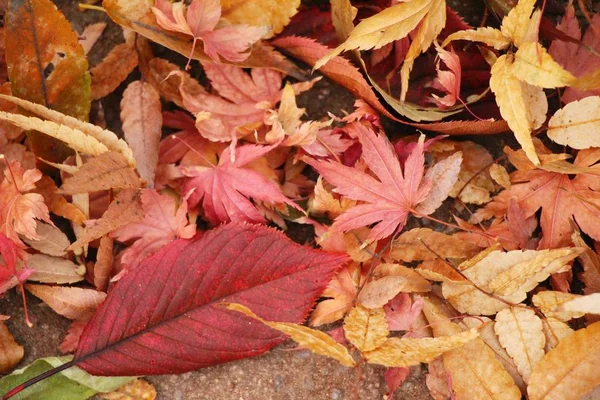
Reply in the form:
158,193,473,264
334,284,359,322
78,3,106,12
2,360,76,399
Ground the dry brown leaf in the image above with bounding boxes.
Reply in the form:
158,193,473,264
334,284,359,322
221,0,300,38
490,163,511,189
416,259,467,283
387,228,480,262
547,96,600,150
572,227,600,297
557,293,600,315
374,263,432,292
426,357,452,400
22,222,70,256
343,227,377,262
121,81,162,185
422,298,522,400
146,58,206,108
94,236,114,292
532,291,584,321
61,152,142,195
26,254,84,284
227,303,355,367
494,307,545,383
91,43,139,100
99,378,157,400
416,151,462,215
67,189,144,251
0,94,135,166
364,328,478,368
357,276,406,309
343,305,388,352
541,318,574,352
528,321,600,400
35,176,86,225
0,322,23,374
26,284,106,320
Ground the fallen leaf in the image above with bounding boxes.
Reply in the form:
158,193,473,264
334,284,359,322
221,0,299,38
385,293,424,331
387,228,480,262
22,222,70,257
99,378,157,400
384,367,410,398
490,163,511,189
26,254,84,284
343,304,388,352
373,263,432,293
430,44,462,108
227,303,355,367
78,22,107,56
494,307,545,382
528,321,600,400
556,293,600,315
357,276,407,309
94,236,114,292
547,96,600,149
532,291,584,321
512,42,576,88
91,43,139,100
121,81,162,185
416,151,462,215
145,58,205,108
60,318,90,354
541,318,573,352
61,152,142,195
26,284,106,320
0,322,23,374
572,226,600,295
425,357,452,400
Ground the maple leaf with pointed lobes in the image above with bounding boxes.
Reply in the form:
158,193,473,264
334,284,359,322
0,161,53,245
151,0,267,67
473,148,600,249
306,125,432,241
180,143,302,225
111,189,196,270
0,233,32,295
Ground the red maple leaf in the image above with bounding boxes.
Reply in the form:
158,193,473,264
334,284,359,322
179,143,302,225
306,124,432,241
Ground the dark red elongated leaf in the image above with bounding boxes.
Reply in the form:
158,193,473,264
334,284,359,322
73,223,347,376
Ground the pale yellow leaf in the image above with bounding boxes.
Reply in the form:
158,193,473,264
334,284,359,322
490,54,545,165
314,0,432,69
500,0,537,47
121,81,162,185
494,307,545,383
442,27,510,50
99,378,156,400
26,254,85,284
547,96,600,149
0,322,23,374
26,284,106,320
22,222,70,257
387,228,480,262
541,318,574,352
227,303,355,367
374,263,432,293
532,291,584,321
512,43,576,88
343,305,388,351
416,151,462,215
528,321,600,400
221,0,300,38
489,163,511,189
330,0,357,42
364,329,478,368
557,293,600,315
0,94,135,166
422,298,522,400
357,276,406,308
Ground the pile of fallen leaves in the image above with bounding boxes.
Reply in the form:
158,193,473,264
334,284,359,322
0,0,599,398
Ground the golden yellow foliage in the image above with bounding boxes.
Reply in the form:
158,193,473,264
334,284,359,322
532,291,585,321
221,0,300,38
387,228,480,262
343,305,388,351
99,379,157,400
512,43,576,88
442,27,511,50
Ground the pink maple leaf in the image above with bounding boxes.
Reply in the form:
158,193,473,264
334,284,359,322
384,293,424,331
0,233,32,295
111,189,197,270
306,125,432,241
179,143,302,225
151,0,266,67
431,45,462,108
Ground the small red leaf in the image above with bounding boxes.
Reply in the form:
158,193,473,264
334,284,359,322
74,223,347,376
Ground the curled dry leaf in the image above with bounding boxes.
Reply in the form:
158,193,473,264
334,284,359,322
26,254,84,285
26,284,107,320
121,81,162,185
494,307,545,383
422,298,522,400
528,321,600,400
61,152,142,195
363,328,479,368
343,305,388,352
0,322,23,374
532,291,584,321
91,43,139,100
94,236,114,292
67,189,144,251
22,222,70,257
227,303,355,367
98,378,157,400
146,58,205,108
547,96,600,149
387,228,480,262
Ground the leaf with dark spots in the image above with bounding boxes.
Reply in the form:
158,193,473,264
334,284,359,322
68,223,346,376
5,0,91,163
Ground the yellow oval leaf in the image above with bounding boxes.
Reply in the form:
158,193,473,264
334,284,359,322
343,305,388,352
547,96,600,149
